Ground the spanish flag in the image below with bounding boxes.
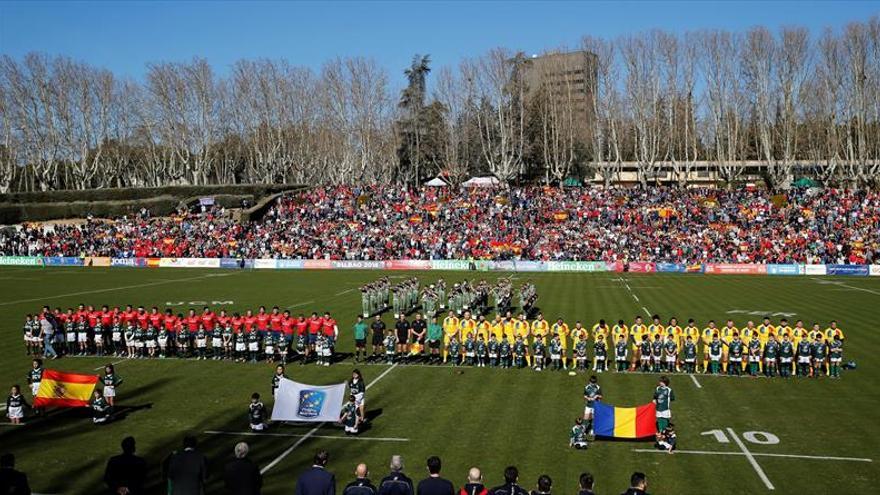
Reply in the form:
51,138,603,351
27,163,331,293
593,401,656,439
34,369,99,408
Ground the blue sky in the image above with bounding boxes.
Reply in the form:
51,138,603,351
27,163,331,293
2,0,878,85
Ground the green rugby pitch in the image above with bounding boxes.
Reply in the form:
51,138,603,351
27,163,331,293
1,267,878,494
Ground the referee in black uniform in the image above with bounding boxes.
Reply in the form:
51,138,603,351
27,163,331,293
370,316,386,362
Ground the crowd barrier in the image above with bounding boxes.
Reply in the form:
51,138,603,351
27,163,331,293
1,256,879,277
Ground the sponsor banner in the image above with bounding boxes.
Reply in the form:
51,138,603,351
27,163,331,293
253,259,277,269
0,256,43,266
656,263,687,273
491,261,517,272
514,261,546,272
685,264,704,273
430,260,472,271
276,259,305,270
870,265,880,277
303,259,333,269
159,258,221,268
111,258,147,267
271,378,346,423
767,264,803,276
84,256,111,267
826,264,869,276
220,258,244,269
146,258,161,268
243,259,255,269
606,261,624,272
627,262,656,273
544,261,606,272
386,260,433,270
804,264,827,276
42,257,84,267
704,263,767,275
331,260,386,270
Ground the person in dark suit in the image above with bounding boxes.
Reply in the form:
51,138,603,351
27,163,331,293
165,436,208,495
104,437,147,494
487,466,528,495
295,450,335,495
0,453,31,495
378,456,413,495
416,456,454,495
342,463,376,495
223,442,262,495
620,472,649,495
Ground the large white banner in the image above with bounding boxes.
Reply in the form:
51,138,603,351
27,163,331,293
271,378,347,422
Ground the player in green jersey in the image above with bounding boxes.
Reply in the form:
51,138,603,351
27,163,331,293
653,376,675,432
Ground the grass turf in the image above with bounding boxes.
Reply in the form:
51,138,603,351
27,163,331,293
1,266,879,494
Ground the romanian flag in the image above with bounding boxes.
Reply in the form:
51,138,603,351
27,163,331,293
34,369,99,408
593,401,656,439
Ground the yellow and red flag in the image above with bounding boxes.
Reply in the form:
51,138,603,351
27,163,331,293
34,369,99,408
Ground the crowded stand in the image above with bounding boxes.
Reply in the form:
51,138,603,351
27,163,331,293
2,186,879,264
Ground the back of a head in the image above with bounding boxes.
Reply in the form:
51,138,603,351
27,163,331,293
630,472,646,488
0,453,13,468
578,472,593,491
315,449,330,467
183,435,197,450
467,467,482,484
356,463,369,478
234,442,249,459
503,466,518,484
390,455,404,472
536,475,552,493
121,436,136,455
426,456,441,475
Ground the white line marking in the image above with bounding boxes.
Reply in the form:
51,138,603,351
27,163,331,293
335,288,356,296
0,273,242,307
689,374,703,388
811,278,880,296
286,300,315,309
632,449,872,462
261,363,398,474
641,306,652,317
94,359,126,371
632,294,640,302
727,427,774,490
204,430,409,442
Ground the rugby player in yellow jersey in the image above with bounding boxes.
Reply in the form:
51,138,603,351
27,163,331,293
776,318,793,340
720,320,738,373
458,310,477,342
701,320,719,372
503,312,516,344
792,320,808,345
442,310,460,362
648,315,665,340
491,315,505,341
476,314,492,341
757,317,775,344
824,320,845,342
739,321,756,370
570,321,589,345
592,319,610,343
611,320,629,348
666,317,683,348
551,317,570,368
531,314,550,344
629,316,647,370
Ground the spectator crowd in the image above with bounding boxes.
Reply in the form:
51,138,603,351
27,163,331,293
2,185,879,264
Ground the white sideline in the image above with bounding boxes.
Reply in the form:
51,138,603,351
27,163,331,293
205,430,409,442
727,427,775,490
632,448,872,462
0,272,241,307
260,363,399,475
93,359,127,371
689,374,702,389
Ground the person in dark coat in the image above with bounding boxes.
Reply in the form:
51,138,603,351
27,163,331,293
459,467,486,495
577,472,596,495
620,472,649,495
295,450,335,495
416,456,454,495
377,455,413,495
224,442,262,495
165,436,208,495
487,466,528,495
0,453,31,495
342,463,376,495
104,437,147,495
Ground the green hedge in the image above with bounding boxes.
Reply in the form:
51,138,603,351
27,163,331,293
0,196,180,224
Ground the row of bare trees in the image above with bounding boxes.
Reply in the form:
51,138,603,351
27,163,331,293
1,17,878,192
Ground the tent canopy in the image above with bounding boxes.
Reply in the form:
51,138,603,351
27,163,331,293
793,177,820,188
462,176,501,187
563,177,583,187
424,177,448,187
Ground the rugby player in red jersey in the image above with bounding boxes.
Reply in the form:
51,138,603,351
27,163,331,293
255,306,270,338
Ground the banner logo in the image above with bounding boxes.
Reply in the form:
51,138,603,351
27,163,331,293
298,390,327,418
